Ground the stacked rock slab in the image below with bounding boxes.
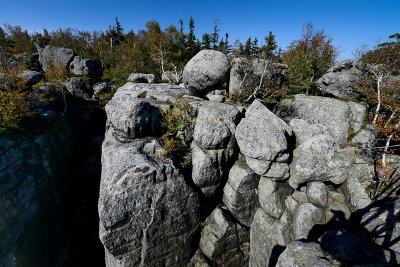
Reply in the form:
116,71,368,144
191,101,243,197
98,83,200,266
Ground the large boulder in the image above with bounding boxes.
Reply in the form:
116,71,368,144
64,77,91,100
99,131,200,266
222,160,260,226
317,59,362,99
279,95,365,147
293,203,325,240
183,50,229,96
35,43,75,71
235,99,293,176
69,55,101,78
229,57,287,94
18,70,43,86
258,178,292,219
199,207,249,266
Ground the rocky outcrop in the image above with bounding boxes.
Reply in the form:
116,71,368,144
127,73,157,84
64,77,91,100
183,50,229,96
229,57,287,94
317,59,362,99
18,70,43,86
35,43,75,71
70,55,101,78
162,70,182,83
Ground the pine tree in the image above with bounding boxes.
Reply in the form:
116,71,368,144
202,33,211,49
187,16,198,57
211,19,220,49
263,31,278,58
252,37,259,56
244,37,252,57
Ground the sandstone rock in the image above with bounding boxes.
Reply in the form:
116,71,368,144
18,70,43,86
69,55,101,77
199,207,248,266
35,43,75,71
317,59,362,99
293,203,325,240
307,182,328,208
288,134,353,189
235,99,292,175
162,70,182,83
358,196,400,254
127,73,156,83
222,160,259,226
276,241,335,267
250,208,292,267
229,57,287,94
258,178,292,219
183,50,229,96
99,133,200,266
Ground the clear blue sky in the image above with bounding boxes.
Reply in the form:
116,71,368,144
1,0,399,60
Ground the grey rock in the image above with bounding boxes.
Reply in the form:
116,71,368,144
191,142,233,197
235,99,292,175
358,196,400,254
250,208,292,267
222,160,260,226
347,101,366,133
285,196,299,214
186,250,210,267
293,203,325,240
326,191,352,221
307,182,328,208
258,178,292,219
193,102,241,150
105,98,160,140
291,191,309,203
113,82,188,103
162,70,182,83
18,70,43,86
288,134,353,189
127,73,156,83
64,77,91,100
375,154,400,200
35,43,75,71
351,154,375,189
69,55,101,77
93,82,108,95
199,207,249,266
229,57,288,93
280,94,353,147
206,94,225,103
289,119,331,146
351,124,377,153
345,173,372,211
99,133,200,266
317,59,362,99
263,162,290,180
276,241,335,267
183,50,229,96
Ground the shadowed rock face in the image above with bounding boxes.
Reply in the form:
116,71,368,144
35,43,75,71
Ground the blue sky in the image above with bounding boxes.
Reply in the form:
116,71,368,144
1,0,399,60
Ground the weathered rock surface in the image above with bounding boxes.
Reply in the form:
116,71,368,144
288,134,352,189
351,124,377,153
250,208,292,267
229,57,287,93
236,99,292,175
222,160,259,226
35,43,75,71
183,50,229,96
93,82,108,96
105,98,160,140
127,73,156,83
293,203,325,240
99,131,200,266
192,102,242,197
307,182,328,208
317,59,362,99
69,55,101,77
276,241,335,267
358,196,400,254
186,250,210,267
199,208,249,266
258,178,292,219
280,94,365,147
64,77,91,100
